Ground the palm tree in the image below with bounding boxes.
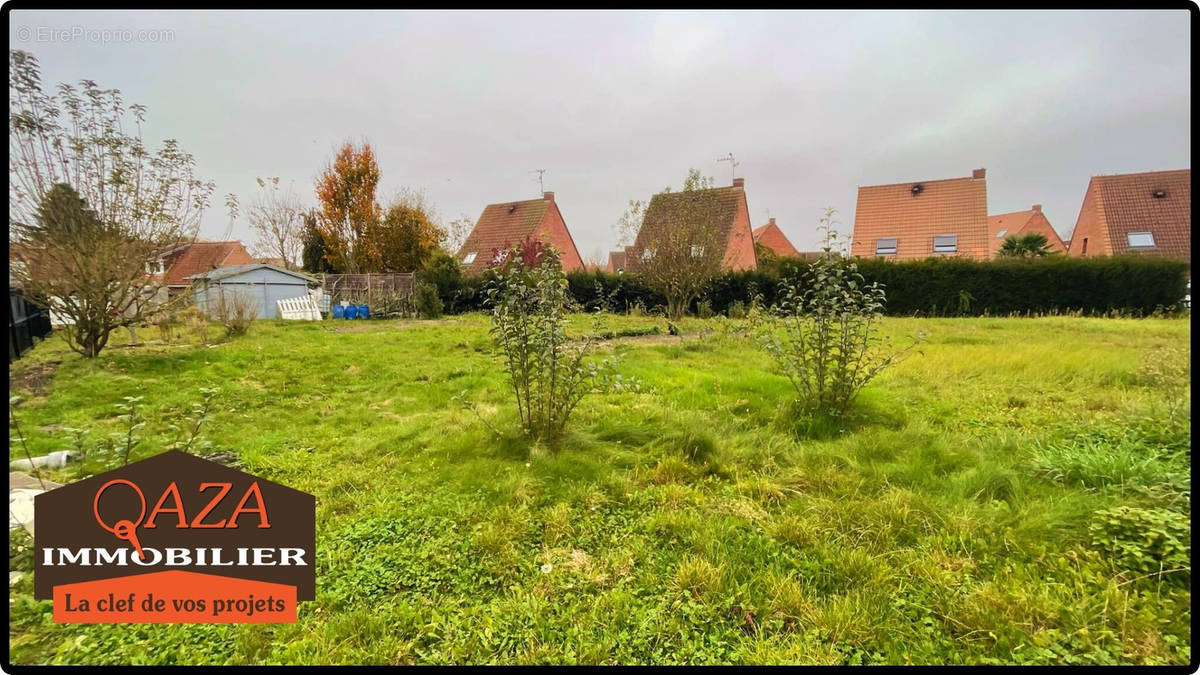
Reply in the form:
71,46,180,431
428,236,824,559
998,232,1055,258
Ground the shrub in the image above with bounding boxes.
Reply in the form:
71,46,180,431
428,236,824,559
178,306,210,344
421,248,463,310
214,290,258,338
756,212,916,417
487,237,621,448
414,281,443,319
728,300,747,319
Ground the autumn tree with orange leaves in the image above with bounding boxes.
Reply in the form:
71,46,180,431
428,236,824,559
314,141,382,274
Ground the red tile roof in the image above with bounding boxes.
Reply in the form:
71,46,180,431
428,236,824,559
629,181,757,271
752,218,801,257
457,193,584,273
161,241,255,287
1078,169,1190,260
851,169,990,260
606,250,628,273
987,205,1067,255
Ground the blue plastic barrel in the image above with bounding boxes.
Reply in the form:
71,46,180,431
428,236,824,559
357,304,369,319
332,304,345,319
344,305,358,320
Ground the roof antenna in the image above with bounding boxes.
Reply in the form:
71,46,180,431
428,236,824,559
530,168,546,195
716,153,739,184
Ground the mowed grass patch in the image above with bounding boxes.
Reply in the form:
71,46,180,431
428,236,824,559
7,314,1190,665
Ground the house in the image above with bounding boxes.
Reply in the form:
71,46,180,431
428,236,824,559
187,264,318,320
1066,169,1190,262
987,205,1068,255
152,241,256,297
605,250,628,274
456,191,584,274
256,256,288,268
625,177,758,272
752,217,801,258
851,168,990,260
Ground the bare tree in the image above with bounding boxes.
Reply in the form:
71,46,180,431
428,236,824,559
8,50,214,358
619,169,727,318
444,214,474,255
248,176,303,269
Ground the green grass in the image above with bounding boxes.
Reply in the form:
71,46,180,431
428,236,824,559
7,313,1191,665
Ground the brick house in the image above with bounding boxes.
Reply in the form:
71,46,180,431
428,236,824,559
456,192,584,274
752,217,802,258
851,168,990,260
1066,169,1190,262
151,241,256,297
624,177,758,272
605,250,628,274
987,205,1068,255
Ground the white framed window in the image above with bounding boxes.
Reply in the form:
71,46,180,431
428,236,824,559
875,237,898,255
995,229,1008,239
462,252,477,264
933,234,958,253
690,245,705,258
642,247,656,261
1126,232,1156,248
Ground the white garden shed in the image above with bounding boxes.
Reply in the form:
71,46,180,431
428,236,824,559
187,264,318,320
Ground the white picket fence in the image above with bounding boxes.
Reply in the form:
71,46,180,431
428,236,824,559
277,295,322,321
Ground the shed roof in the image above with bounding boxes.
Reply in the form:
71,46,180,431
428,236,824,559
185,263,317,283
160,241,255,286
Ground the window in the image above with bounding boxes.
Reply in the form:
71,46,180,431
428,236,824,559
875,237,898,255
1126,232,1156,248
995,229,1007,239
642,248,656,261
690,245,705,258
462,252,477,264
145,260,165,275
1081,237,1088,254
933,234,958,253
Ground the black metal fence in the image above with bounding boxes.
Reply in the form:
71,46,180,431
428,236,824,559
9,289,53,362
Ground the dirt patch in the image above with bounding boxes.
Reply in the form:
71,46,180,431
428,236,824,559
10,361,61,397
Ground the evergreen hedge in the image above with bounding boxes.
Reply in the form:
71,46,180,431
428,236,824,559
439,255,1188,317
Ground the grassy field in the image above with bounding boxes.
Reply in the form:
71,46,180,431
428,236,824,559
7,313,1191,665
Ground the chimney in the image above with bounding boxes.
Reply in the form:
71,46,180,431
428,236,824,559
768,217,776,225
732,177,745,189
1032,204,1042,213
543,191,554,201
972,168,986,180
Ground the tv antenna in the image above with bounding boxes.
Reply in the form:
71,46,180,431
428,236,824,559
717,153,739,184
530,169,547,195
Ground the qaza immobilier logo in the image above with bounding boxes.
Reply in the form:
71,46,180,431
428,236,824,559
34,450,315,623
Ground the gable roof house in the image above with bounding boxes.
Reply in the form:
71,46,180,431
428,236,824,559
851,168,990,260
752,217,802,258
456,192,584,274
605,250,628,274
152,240,256,296
1066,169,1190,262
987,204,1068,255
625,177,758,272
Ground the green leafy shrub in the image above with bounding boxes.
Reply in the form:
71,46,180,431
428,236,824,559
756,213,917,417
487,237,621,448
1089,506,1189,577
414,281,444,319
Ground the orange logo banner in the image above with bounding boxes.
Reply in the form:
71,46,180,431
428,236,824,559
53,570,297,623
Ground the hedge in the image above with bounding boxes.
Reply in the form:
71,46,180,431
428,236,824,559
438,255,1189,317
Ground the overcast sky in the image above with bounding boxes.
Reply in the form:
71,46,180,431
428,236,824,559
8,9,1191,261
